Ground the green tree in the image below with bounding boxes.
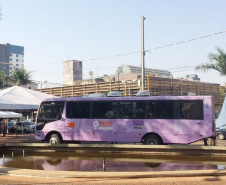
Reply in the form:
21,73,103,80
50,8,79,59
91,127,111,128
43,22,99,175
0,71,6,88
195,47,226,75
10,67,31,86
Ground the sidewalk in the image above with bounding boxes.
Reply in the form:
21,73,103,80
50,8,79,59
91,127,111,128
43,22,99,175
0,133,41,144
0,133,226,146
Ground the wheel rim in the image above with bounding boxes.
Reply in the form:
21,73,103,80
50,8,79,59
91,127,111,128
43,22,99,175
49,137,58,144
218,134,224,140
146,138,157,145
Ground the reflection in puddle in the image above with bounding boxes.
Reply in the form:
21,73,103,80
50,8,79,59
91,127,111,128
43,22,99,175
0,155,223,172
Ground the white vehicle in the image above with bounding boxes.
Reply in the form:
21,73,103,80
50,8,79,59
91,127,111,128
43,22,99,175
15,121,35,133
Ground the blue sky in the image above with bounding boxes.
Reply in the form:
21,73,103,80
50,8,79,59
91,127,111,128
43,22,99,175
0,0,226,87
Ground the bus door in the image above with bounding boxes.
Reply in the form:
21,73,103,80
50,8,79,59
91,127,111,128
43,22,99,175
65,102,91,141
176,101,204,143
64,118,80,140
146,101,178,143
117,101,146,142
88,101,117,142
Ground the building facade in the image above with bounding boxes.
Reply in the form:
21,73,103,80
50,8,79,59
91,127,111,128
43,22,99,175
63,60,83,85
0,43,24,76
183,74,200,82
116,65,172,78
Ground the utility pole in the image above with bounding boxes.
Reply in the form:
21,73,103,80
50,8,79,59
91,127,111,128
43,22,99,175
141,16,146,91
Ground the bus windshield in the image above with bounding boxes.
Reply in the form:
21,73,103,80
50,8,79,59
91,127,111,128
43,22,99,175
37,101,64,130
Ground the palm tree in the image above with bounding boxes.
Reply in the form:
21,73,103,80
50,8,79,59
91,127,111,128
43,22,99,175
10,67,31,86
195,47,226,75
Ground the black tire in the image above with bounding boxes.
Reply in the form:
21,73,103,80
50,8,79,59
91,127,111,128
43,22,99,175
143,134,162,145
218,133,225,140
48,134,61,144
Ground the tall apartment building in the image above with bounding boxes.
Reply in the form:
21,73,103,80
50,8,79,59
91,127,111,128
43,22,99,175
0,43,24,76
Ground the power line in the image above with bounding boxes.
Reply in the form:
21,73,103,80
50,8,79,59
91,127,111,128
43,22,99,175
146,30,226,52
82,30,226,62
1,30,225,66
171,68,196,73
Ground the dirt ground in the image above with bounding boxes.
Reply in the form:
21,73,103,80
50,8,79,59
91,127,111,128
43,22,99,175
0,174,226,185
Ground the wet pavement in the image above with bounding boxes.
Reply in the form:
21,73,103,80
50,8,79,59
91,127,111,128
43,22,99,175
1,134,226,184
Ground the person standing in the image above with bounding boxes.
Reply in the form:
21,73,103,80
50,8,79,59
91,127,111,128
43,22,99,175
2,122,7,137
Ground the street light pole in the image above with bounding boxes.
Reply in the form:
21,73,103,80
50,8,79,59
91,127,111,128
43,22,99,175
141,16,146,91
170,74,173,95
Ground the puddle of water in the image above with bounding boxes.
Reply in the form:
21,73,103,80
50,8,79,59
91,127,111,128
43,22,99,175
0,155,224,172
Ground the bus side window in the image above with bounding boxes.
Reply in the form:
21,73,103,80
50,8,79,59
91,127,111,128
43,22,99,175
66,102,90,118
119,102,132,119
147,101,173,119
132,101,145,119
92,101,117,119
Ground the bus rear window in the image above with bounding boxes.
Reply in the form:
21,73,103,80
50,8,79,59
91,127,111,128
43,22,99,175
179,101,203,119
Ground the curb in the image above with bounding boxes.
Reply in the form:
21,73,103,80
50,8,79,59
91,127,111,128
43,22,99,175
0,166,226,178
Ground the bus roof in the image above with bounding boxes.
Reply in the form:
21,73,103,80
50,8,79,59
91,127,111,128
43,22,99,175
42,96,212,102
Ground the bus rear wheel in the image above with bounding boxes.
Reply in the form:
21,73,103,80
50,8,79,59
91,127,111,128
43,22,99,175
48,134,61,144
143,135,162,145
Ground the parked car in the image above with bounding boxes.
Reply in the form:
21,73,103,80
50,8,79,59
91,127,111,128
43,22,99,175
216,124,226,140
14,121,35,133
7,121,16,133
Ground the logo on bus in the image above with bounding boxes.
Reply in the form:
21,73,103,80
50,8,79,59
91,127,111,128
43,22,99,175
93,121,113,130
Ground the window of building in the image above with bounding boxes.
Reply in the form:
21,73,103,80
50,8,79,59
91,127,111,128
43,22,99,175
10,58,12,61
16,54,19,57
16,59,19,62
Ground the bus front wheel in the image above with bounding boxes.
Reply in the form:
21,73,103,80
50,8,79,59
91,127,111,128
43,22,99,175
143,135,162,145
48,134,61,144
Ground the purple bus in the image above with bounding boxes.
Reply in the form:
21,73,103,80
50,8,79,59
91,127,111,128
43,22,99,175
35,95,216,145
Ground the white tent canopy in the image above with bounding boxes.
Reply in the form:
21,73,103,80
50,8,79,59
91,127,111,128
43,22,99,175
0,86,57,110
216,96,226,128
0,111,22,118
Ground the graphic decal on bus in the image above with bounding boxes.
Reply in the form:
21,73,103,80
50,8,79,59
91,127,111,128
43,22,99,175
133,120,143,129
68,122,75,128
93,121,113,130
